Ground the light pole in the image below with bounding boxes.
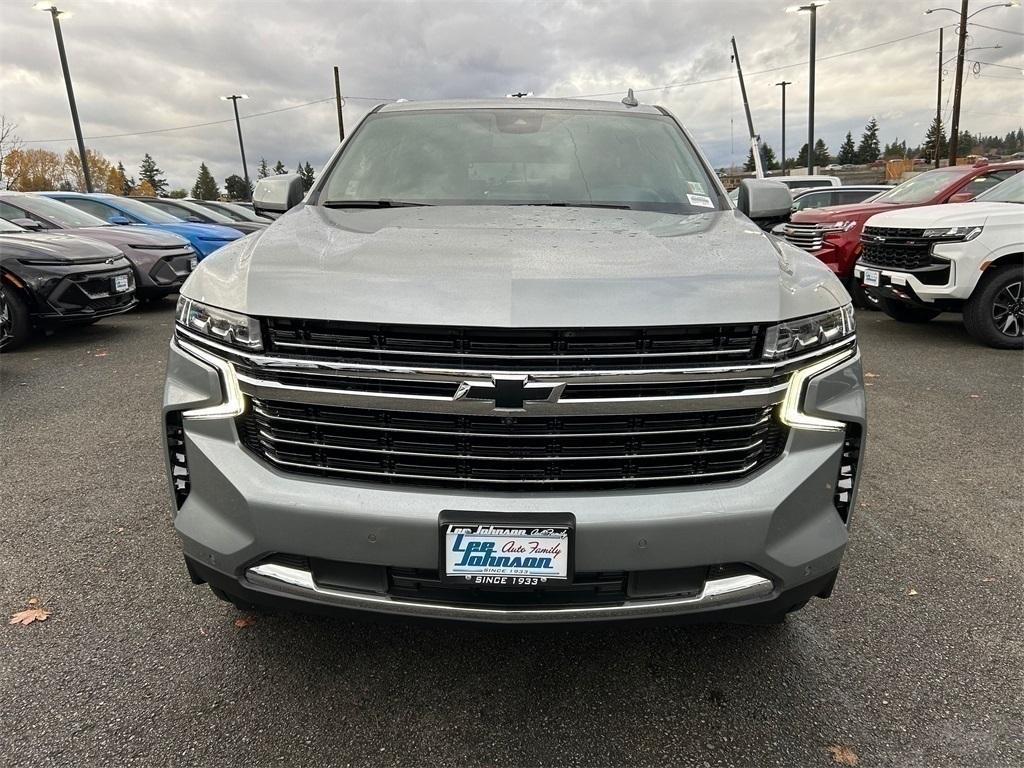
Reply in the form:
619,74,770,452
35,2,92,192
776,81,792,175
787,1,830,176
220,94,251,199
926,1,1017,165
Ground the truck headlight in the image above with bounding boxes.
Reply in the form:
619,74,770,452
921,225,982,241
175,296,262,351
820,221,858,233
779,350,854,432
763,304,856,360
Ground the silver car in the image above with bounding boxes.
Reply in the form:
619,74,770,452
163,98,865,624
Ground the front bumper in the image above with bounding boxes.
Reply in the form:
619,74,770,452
22,262,138,322
163,340,866,623
126,246,198,294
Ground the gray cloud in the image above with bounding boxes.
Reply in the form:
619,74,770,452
1,0,1021,189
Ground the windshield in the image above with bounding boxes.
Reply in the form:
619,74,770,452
873,168,967,204
110,196,184,223
210,201,268,222
18,195,107,228
320,108,723,214
975,170,1024,203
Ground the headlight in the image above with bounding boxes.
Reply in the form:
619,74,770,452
763,304,856,360
779,350,854,432
820,221,858,233
175,296,262,351
921,225,983,241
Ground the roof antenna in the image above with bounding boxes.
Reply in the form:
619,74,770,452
621,88,638,108
506,91,533,98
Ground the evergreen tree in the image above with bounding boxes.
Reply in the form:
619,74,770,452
257,157,269,179
922,116,947,164
302,161,316,189
191,163,219,200
743,142,779,172
855,118,881,164
958,130,976,154
116,162,134,195
167,189,188,199
836,132,857,165
139,153,168,195
273,160,287,175
224,173,252,200
795,140,831,170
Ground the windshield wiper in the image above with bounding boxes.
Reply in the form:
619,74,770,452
517,201,633,210
322,200,432,208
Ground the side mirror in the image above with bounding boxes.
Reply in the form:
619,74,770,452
737,179,793,228
947,191,974,203
10,217,43,231
252,174,305,218
109,214,133,225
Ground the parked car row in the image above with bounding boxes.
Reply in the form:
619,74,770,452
778,160,1024,348
0,191,271,351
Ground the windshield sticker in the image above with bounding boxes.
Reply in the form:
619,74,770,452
687,181,706,195
687,193,714,208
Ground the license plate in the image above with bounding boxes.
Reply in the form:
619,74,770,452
189,257,198,270
112,274,130,293
863,269,880,287
442,520,571,586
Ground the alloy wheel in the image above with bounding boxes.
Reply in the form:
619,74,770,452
992,280,1024,338
0,290,11,349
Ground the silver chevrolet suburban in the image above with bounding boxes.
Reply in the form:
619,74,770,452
163,98,865,624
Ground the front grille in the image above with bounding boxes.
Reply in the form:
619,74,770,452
833,423,862,523
48,268,135,313
783,223,825,252
165,412,190,508
389,567,628,606
237,398,789,490
261,318,763,371
862,226,925,239
860,227,935,271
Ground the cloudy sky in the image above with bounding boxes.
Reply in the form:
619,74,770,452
2,0,1021,190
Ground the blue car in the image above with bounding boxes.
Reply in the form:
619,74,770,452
39,192,244,260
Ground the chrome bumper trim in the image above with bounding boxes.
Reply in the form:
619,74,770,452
244,563,776,623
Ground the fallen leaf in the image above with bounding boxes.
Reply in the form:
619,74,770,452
906,588,919,596
10,607,51,626
864,372,880,379
968,394,980,399
828,745,859,766
233,616,256,629
93,351,108,358
27,597,40,607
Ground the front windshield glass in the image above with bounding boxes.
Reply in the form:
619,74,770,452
20,195,107,228
321,109,722,214
873,168,967,204
111,196,184,223
975,170,1024,203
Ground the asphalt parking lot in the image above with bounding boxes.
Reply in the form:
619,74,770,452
1,302,1021,768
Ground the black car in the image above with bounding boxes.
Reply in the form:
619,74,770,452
186,198,273,225
0,218,136,350
133,197,267,234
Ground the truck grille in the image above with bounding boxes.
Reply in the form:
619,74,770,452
861,227,935,271
262,318,763,371
237,398,788,490
783,223,825,252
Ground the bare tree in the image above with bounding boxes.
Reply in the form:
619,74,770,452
0,116,24,190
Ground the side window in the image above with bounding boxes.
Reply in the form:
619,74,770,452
793,192,829,210
60,198,128,222
958,171,1015,199
145,200,180,216
835,190,869,205
0,201,53,227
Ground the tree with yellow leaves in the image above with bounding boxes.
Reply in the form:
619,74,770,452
62,148,112,193
2,148,64,191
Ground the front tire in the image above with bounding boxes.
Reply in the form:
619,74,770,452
879,297,941,323
963,265,1024,349
0,284,33,351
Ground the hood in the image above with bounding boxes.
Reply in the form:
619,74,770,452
72,226,191,249
792,201,905,223
0,230,124,263
866,201,1018,229
154,222,244,241
184,205,849,327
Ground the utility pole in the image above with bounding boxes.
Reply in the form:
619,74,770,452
807,4,817,175
38,4,92,192
948,0,969,166
333,66,345,142
730,37,764,178
935,27,943,168
220,94,251,199
776,81,792,175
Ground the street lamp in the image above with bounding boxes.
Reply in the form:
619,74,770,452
35,2,92,192
787,0,830,176
776,81,792,175
220,94,251,200
925,1,1018,165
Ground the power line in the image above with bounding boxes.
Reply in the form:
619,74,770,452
564,27,945,99
968,22,1024,37
23,95,395,144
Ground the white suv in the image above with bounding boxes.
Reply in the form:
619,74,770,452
855,171,1023,348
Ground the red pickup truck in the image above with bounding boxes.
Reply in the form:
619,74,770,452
781,161,1023,306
